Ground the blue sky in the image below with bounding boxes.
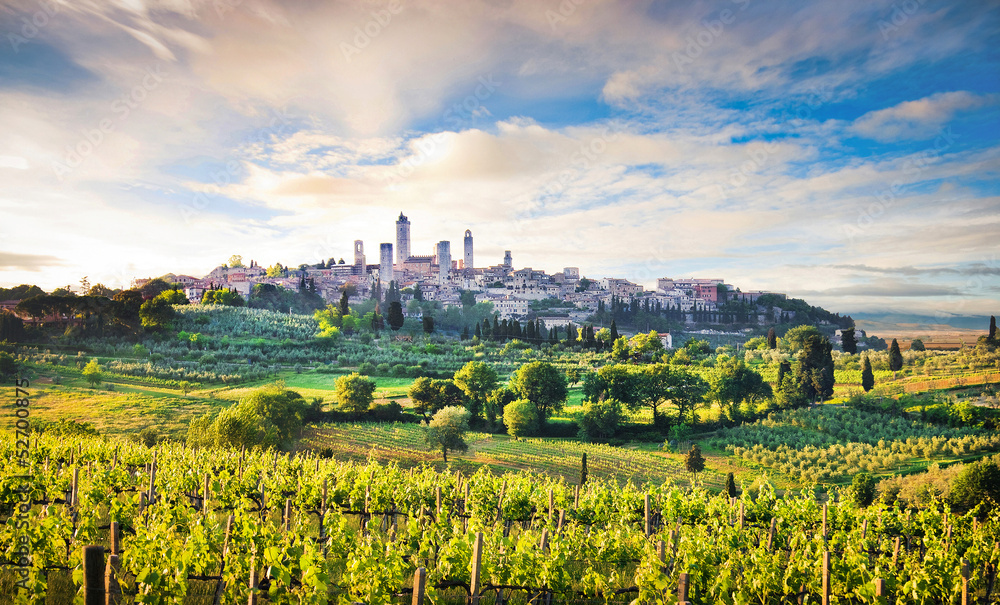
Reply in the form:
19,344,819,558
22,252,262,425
0,0,997,320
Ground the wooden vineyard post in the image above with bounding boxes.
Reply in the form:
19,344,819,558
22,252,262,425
109,522,120,556
470,532,484,605
822,551,831,605
767,517,777,551
283,498,292,533
71,467,79,509
548,489,554,524
946,524,953,554
739,501,745,530
106,553,122,605
644,494,651,537
83,545,105,605
203,474,211,514
412,567,427,605
496,480,507,524
574,485,580,508
148,452,157,505
436,486,442,517
861,518,868,541
874,578,887,599
212,514,235,605
557,509,565,533
822,503,828,542
248,555,258,605
961,558,971,605
892,537,901,567
677,572,691,605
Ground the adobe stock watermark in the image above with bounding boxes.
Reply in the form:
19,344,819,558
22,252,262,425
51,65,165,181
383,74,501,184
340,1,404,62
179,107,294,224
546,0,586,30
7,0,61,53
842,126,959,243
671,0,751,73
716,85,832,201
541,125,621,196
878,0,928,41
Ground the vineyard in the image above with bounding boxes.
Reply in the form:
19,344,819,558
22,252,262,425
300,423,721,488
713,407,1000,483
2,433,999,604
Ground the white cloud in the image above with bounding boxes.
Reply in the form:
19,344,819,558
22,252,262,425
850,91,991,141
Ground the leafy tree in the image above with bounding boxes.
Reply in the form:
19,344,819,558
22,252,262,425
710,357,772,422
157,289,189,305
850,472,877,507
951,460,1000,512
577,398,622,441
339,291,350,316
408,377,441,419
795,334,834,402
453,361,498,421
424,406,470,463
889,338,903,371
179,380,191,396
139,296,175,331
684,443,705,475
0,351,18,379
509,361,568,423
0,312,26,342
781,325,823,352
610,336,629,362
86,283,117,298
503,399,538,439
82,359,102,388
201,288,245,306
228,254,245,268
841,327,857,354
861,355,875,392
565,367,582,386
486,386,518,430
422,315,435,334
333,372,376,413
766,327,777,350
775,373,808,409
192,384,306,449
387,301,405,331
910,338,925,351
138,278,173,299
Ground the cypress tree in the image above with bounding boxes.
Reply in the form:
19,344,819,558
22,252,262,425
767,327,777,349
610,320,619,342
725,472,737,498
990,315,997,341
888,338,903,371
475,323,482,339
841,327,858,354
580,453,588,485
339,290,349,316
861,355,874,392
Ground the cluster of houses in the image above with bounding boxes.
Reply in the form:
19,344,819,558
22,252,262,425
125,215,784,333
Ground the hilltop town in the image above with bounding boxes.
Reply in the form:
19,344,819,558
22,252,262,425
140,212,798,332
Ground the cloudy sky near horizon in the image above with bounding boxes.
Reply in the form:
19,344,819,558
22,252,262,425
0,0,998,319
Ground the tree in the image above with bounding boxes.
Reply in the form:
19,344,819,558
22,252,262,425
424,406,470,463
850,472,877,507
503,399,538,439
387,301,405,331
157,289,189,305
333,372,376,413
82,359,102,388
991,315,998,342
725,472,738,498
782,325,823,352
339,291,350,316
841,327,857,354
509,361,568,423
577,398,622,441
580,453,588,485
179,380,191,396
609,320,619,342
910,338,925,351
228,254,245,268
649,365,709,426
0,351,18,379
192,384,306,450
201,288,245,306
422,315,435,334
0,312,26,342
486,386,518,430
684,443,705,475
710,358,772,422
795,334,834,402
951,459,1000,511
861,355,875,392
453,361,498,421
889,338,903,371
139,296,175,331
767,328,777,350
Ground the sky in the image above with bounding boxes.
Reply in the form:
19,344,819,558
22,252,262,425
0,0,998,322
